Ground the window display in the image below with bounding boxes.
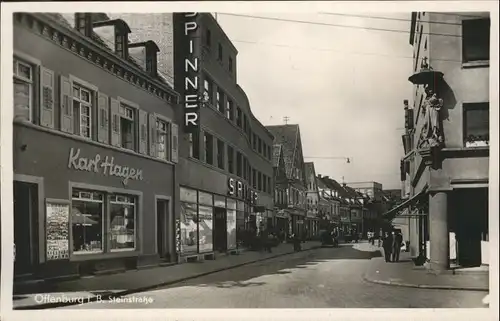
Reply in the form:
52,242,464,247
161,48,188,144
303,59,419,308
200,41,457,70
227,198,237,250
71,190,104,254
198,205,213,253
109,195,136,251
180,202,198,254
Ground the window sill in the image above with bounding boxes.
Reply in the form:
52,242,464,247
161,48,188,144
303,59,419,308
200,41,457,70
14,121,176,166
70,249,140,262
462,60,489,69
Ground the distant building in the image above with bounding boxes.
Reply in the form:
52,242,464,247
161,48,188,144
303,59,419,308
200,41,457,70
266,124,307,239
304,162,320,239
346,181,383,201
273,143,290,236
386,12,490,271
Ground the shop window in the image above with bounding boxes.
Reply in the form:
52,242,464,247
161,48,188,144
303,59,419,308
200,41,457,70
226,198,237,250
156,118,171,161
13,58,33,122
119,104,136,151
227,145,234,174
72,190,104,254
216,88,224,113
462,18,490,62
198,192,214,253
463,102,489,147
236,152,242,177
203,78,213,105
236,107,242,128
73,83,93,139
217,138,225,169
189,131,200,159
226,99,234,120
180,187,198,254
204,132,214,165
109,194,136,252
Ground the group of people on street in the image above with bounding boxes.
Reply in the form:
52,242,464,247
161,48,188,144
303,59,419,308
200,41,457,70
382,231,404,263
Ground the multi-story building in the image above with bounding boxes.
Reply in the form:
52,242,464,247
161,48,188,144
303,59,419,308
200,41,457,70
13,13,180,281
316,175,341,233
304,162,320,239
385,12,490,271
172,13,275,259
273,143,290,236
266,124,307,239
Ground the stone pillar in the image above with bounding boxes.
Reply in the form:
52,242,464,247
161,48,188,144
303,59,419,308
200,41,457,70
428,191,449,272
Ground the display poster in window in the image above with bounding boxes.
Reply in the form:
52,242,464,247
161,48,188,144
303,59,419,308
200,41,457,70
46,202,70,260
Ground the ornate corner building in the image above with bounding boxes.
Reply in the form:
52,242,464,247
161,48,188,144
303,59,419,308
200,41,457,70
384,12,490,272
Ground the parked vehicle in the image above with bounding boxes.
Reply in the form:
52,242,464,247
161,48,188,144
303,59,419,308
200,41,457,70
320,231,339,247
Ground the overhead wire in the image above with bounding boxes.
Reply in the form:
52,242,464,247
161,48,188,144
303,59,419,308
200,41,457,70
216,13,465,38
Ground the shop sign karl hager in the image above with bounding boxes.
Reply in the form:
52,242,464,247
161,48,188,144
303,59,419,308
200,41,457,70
68,148,143,185
46,202,70,260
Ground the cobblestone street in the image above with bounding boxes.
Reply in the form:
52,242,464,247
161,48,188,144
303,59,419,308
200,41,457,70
63,245,486,309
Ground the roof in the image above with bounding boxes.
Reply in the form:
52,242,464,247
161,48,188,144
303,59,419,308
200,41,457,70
304,162,315,178
272,144,282,168
265,124,300,179
46,13,171,87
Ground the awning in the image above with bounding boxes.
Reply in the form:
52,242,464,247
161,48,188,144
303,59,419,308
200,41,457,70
382,186,428,221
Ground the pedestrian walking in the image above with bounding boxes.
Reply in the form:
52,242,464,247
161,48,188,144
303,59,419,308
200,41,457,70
382,232,393,262
391,231,403,262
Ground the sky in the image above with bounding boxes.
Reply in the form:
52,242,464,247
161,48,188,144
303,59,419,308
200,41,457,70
215,12,415,190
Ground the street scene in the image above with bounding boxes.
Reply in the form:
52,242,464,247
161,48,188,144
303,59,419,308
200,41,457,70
3,5,494,313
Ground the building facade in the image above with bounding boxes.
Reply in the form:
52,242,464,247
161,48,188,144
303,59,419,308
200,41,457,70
388,12,490,271
273,144,290,237
172,13,275,259
266,125,307,239
13,13,180,280
304,162,320,239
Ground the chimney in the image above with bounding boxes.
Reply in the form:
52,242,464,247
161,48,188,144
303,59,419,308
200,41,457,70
318,174,322,178
93,19,131,59
75,13,93,37
129,40,160,77
324,176,329,180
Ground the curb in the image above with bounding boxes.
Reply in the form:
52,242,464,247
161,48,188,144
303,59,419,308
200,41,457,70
15,244,323,310
362,274,489,292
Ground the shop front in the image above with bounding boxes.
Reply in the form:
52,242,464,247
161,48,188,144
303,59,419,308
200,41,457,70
13,126,175,280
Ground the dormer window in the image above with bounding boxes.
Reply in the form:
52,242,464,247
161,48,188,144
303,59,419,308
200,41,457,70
93,19,131,60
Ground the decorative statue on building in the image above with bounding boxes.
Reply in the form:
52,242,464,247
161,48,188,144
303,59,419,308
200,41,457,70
417,58,445,149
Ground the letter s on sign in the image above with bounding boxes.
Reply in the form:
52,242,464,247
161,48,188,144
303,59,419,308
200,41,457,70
228,178,235,196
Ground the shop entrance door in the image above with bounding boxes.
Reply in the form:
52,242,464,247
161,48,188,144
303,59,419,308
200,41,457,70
214,207,227,252
156,199,170,261
454,189,485,267
14,181,39,278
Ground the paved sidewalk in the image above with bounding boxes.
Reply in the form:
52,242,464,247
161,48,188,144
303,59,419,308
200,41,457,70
362,247,489,292
14,241,321,309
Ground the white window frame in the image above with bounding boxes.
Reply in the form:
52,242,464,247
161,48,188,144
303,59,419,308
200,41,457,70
155,115,172,161
109,194,137,252
71,190,105,255
72,83,93,139
13,58,34,122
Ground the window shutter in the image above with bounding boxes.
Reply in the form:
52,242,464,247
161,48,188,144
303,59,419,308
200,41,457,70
97,93,109,144
40,66,55,128
138,109,148,155
110,98,121,147
149,113,157,157
171,122,179,163
59,75,73,133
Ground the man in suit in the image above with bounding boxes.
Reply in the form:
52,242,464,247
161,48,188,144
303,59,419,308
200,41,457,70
392,231,404,262
382,232,393,262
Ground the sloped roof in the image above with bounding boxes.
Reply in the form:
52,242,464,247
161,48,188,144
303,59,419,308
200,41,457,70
272,144,282,168
304,162,315,179
45,13,171,87
266,124,300,179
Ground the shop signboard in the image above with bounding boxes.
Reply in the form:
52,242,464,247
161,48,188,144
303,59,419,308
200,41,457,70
227,177,258,204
